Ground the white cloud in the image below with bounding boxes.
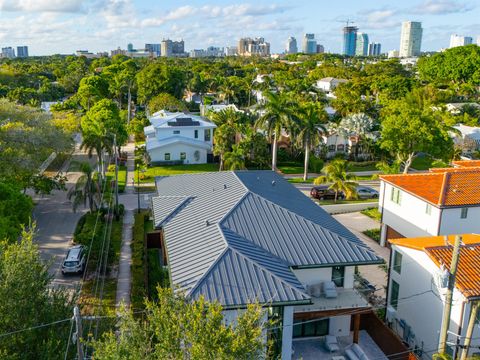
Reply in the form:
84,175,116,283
0,0,84,12
413,0,474,14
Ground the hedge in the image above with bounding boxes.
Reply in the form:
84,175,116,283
131,211,148,309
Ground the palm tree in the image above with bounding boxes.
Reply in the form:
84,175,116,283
314,159,358,202
224,145,246,170
255,91,293,171
67,162,100,213
294,103,328,181
337,113,375,161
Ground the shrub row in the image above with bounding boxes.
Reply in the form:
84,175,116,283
131,211,148,309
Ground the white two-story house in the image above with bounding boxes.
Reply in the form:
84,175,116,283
387,234,480,359
378,166,480,247
150,171,384,359
144,110,216,164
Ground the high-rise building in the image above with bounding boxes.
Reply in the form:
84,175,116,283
225,46,237,56
285,37,297,54
237,37,270,57
1,47,15,58
449,34,473,48
127,43,134,52
399,21,423,57
355,33,369,56
111,47,127,56
161,39,186,57
302,33,317,54
145,43,161,56
16,46,28,58
342,26,358,56
368,42,382,56
316,44,325,54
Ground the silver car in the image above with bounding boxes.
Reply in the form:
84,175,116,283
356,187,379,199
61,245,86,275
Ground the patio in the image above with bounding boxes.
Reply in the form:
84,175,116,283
292,330,388,360
294,288,369,313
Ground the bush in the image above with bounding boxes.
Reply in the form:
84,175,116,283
362,228,381,243
361,207,381,221
308,155,324,173
147,249,170,300
131,211,148,309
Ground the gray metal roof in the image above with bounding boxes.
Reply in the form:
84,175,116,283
154,171,383,307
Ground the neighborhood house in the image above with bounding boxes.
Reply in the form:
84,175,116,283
144,110,216,164
150,171,384,359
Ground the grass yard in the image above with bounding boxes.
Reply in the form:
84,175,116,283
106,165,127,193
362,228,381,243
137,163,219,182
347,161,378,172
361,207,381,222
287,177,315,184
317,198,379,205
411,156,449,171
277,162,304,174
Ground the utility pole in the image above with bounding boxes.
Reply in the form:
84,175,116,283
461,301,479,360
438,235,462,354
73,306,84,360
114,134,119,220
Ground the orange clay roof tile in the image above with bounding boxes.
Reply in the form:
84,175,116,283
452,160,480,168
380,168,480,207
390,234,480,299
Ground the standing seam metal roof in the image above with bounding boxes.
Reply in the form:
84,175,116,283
153,171,382,307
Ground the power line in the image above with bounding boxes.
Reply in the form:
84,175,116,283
0,318,71,339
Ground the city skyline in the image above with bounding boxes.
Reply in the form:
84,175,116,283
0,0,478,56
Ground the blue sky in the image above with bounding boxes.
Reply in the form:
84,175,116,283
0,0,478,55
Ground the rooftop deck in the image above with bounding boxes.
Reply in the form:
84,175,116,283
294,288,369,314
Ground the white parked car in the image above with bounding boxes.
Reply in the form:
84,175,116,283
61,245,86,275
356,187,379,199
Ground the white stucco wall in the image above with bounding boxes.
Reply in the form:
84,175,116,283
387,245,467,359
148,143,207,164
293,266,354,288
329,315,351,337
440,207,480,235
380,182,441,239
155,127,213,146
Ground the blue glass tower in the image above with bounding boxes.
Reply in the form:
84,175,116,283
342,26,358,56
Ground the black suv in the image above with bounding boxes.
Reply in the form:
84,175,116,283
310,185,345,200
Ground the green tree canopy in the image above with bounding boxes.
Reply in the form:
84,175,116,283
148,92,187,113
136,62,186,103
92,287,267,360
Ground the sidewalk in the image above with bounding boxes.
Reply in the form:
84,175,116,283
116,143,136,308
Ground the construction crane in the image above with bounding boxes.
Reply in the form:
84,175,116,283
336,19,356,28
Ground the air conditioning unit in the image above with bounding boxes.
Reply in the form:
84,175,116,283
387,306,397,321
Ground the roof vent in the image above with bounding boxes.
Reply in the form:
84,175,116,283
223,184,227,189
205,220,210,226
271,180,276,186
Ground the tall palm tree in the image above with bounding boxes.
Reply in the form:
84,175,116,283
255,91,292,171
294,103,328,181
67,162,100,213
314,159,358,202
224,145,246,170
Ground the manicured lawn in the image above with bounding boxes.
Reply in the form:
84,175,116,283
106,165,127,192
277,162,304,174
362,228,381,243
361,207,381,222
317,198,379,205
137,163,219,182
347,161,378,172
287,177,315,184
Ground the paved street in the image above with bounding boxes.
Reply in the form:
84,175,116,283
32,140,94,288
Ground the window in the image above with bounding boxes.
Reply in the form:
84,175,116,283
328,145,336,152
390,280,400,310
164,153,170,161
425,203,432,215
173,130,180,134
180,152,186,160
336,144,345,152
293,318,329,338
194,129,198,139
204,129,211,141
393,251,402,274
461,207,468,219
331,266,345,287
390,188,402,205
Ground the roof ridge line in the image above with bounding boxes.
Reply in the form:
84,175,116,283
438,172,450,206
237,191,378,255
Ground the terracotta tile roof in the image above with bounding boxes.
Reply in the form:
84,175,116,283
452,160,480,168
391,234,480,299
426,244,480,299
429,167,480,173
380,168,480,207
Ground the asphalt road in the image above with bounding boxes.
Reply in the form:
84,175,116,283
32,144,93,289
293,180,380,193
